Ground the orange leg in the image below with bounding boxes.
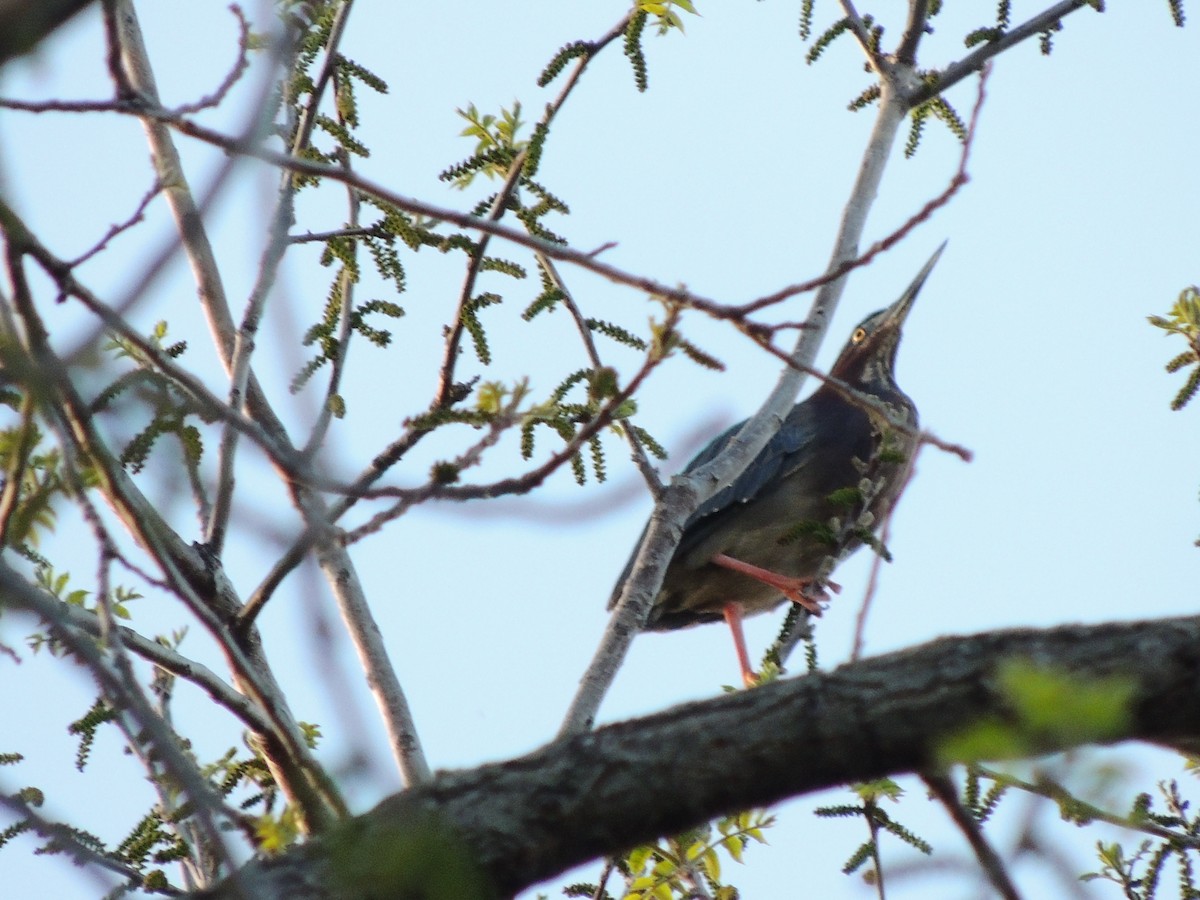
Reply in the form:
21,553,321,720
711,553,838,614
722,602,758,688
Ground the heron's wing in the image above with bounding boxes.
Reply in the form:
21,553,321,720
674,404,819,553
608,406,818,608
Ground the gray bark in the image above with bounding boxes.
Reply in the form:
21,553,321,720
197,615,1200,899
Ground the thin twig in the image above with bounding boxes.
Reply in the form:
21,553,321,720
538,251,664,495
66,176,162,268
301,148,359,457
0,94,941,327
169,4,253,116
434,149,529,407
288,224,388,244
836,0,884,71
342,346,664,545
0,791,154,891
922,772,1023,900
977,765,1200,851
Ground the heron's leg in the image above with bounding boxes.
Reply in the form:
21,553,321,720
711,553,837,613
722,602,758,688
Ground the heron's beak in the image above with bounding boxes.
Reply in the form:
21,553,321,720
881,240,947,329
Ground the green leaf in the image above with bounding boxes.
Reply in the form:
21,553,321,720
937,659,1137,765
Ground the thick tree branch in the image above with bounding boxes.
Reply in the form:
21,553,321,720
197,615,1200,899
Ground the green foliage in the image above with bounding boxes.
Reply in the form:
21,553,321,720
1149,286,1200,411
814,780,932,880
514,180,569,245
1168,0,1186,27
67,698,118,772
805,15,858,66
1039,19,1064,55
0,729,294,894
26,570,143,655
848,82,880,112
778,519,837,547
629,424,668,460
523,258,567,320
965,0,1012,46
849,526,892,562
285,20,387,168
329,806,492,900
21,820,107,866
115,811,188,867
517,368,663,487
586,318,650,351
255,807,305,855
441,102,527,189
538,41,592,88
291,263,405,395
905,93,965,158
96,322,211,479
638,1,700,37
799,0,815,41
314,113,367,157
0,418,69,551
875,429,910,464
524,121,550,178
575,810,772,900
676,337,725,371
963,763,1010,824
825,486,862,509
646,312,725,371
462,292,503,365
624,10,650,91
1078,779,1200,898
938,660,1137,766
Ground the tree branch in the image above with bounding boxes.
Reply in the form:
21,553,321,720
197,615,1200,899
911,1,1098,106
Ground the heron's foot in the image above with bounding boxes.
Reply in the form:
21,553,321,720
711,553,836,615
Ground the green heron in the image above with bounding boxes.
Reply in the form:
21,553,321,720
612,247,944,686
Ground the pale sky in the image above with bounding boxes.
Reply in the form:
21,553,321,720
1,3,1197,898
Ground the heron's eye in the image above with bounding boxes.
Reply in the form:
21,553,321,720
852,327,868,343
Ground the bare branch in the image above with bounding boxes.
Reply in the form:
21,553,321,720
836,0,883,70
169,4,253,116
202,614,1200,899
911,1,1097,106
922,772,1023,900
66,176,161,268
896,0,933,65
